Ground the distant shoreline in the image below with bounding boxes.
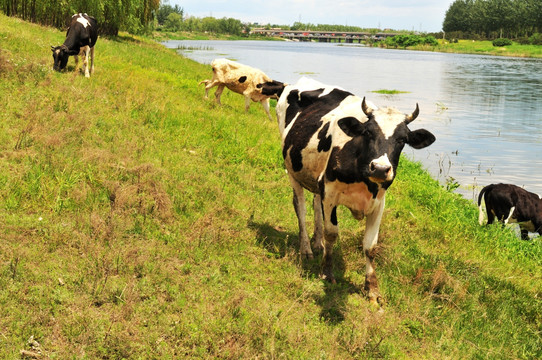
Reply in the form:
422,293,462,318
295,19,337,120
153,31,542,59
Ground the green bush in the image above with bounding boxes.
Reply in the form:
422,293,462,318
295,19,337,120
384,34,439,48
528,33,542,45
492,38,512,47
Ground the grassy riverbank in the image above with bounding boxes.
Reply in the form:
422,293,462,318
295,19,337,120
1,14,541,359
411,39,542,58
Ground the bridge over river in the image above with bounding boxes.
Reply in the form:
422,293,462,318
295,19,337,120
250,29,398,43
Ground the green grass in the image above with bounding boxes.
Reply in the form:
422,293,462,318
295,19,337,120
371,89,410,95
0,13,541,359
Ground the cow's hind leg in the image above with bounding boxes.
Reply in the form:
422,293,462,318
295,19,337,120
89,46,95,75
312,194,324,253
321,196,339,283
80,45,90,78
289,178,313,259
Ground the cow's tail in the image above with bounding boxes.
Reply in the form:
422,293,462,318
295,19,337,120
477,185,491,225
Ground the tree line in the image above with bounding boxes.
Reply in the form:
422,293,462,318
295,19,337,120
156,4,244,36
443,0,542,40
0,0,160,35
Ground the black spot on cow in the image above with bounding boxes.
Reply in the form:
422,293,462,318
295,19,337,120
317,123,332,152
238,76,247,83
330,207,338,226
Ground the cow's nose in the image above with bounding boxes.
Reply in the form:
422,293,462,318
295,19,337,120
369,161,392,181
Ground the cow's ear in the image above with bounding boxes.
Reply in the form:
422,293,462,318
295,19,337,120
338,117,364,137
407,129,436,149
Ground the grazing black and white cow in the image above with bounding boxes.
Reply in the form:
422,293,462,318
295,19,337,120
266,77,435,305
478,183,542,239
51,13,98,77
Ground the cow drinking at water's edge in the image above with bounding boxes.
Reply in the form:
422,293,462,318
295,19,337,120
478,183,542,239
200,58,284,120
51,13,97,77
262,77,436,305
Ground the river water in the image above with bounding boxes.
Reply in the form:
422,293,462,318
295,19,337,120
163,40,542,201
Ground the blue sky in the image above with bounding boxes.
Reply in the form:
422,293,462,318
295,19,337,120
168,0,452,33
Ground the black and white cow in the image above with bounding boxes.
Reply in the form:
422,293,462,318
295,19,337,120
51,13,98,77
267,77,435,305
478,183,542,239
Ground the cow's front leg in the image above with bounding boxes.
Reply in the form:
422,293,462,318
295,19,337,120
363,195,385,305
74,55,80,73
289,178,313,259
261,98,273,121
214,84,225,105
321,198,338,283
244,96,251,113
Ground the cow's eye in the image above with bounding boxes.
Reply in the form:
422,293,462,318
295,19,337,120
363,129,375,140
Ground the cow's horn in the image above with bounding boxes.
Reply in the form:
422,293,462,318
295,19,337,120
406,103,420,124
361,97,372,116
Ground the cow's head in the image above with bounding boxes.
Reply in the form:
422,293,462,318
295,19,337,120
257,80,287,99
337,97,435,188
51,45,70,72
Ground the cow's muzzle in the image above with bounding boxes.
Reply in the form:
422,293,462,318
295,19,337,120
369,159,393,183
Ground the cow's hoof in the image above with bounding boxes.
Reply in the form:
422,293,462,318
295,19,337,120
311,240,324,254
369,294,385,310
321,271,336,284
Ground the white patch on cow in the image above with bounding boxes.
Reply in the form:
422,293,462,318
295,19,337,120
504,206,516,224
368,154,394,183
373,107,406,139
325,96,367,123
478,195,486,225
76,14,91,28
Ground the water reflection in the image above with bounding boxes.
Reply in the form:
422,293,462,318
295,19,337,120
163,40,542,200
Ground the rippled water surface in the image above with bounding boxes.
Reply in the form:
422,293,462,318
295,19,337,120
163,40,542,200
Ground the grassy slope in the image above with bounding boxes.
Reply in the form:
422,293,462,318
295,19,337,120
0,14,541,359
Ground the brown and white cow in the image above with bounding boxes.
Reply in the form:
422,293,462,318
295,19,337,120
267,77,435,305
51,13,98,77
478,183,542,239
200,58,284,120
